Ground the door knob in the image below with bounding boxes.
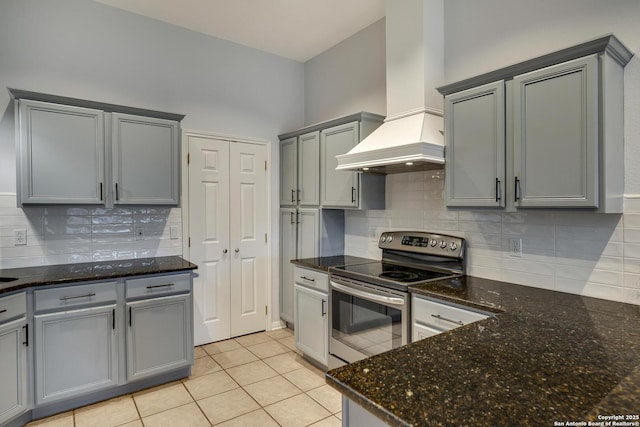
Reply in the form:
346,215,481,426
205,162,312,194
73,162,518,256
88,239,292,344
223,249,228,254
234,248,240,253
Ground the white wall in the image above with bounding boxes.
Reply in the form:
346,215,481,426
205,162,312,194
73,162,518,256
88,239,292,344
303,19,386,125
326,0,640,305
0,0,305,324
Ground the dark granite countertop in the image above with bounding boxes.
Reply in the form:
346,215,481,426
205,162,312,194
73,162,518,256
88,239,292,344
291,255,376,273
0,256,197,295
326,276,640,427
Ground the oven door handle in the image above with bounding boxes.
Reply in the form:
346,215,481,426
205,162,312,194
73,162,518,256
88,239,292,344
331,282,405,306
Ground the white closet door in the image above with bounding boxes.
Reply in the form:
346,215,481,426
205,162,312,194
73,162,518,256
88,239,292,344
188,134,231,345
229,142,269,337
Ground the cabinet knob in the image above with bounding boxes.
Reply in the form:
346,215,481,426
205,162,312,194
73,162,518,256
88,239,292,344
223,249,228,254
235,248,240,253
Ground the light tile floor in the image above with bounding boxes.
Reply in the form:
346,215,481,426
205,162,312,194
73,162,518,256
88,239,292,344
26,329,342,427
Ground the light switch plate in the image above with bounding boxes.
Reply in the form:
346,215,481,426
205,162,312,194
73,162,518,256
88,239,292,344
170,226,179,240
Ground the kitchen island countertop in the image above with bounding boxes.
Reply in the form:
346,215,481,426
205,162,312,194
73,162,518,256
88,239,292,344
326,275,640,426
0,255,197,294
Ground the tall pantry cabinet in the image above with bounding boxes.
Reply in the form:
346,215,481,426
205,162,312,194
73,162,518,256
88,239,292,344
278,113,385,325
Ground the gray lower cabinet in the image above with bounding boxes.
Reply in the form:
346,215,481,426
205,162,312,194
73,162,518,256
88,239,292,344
126,294,192,381
112,113,180,205
0,292,28,426
293,267,328,367
17,100,105,205
34,304,119,405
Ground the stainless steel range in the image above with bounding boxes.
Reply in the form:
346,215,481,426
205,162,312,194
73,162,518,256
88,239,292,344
328,231,465,368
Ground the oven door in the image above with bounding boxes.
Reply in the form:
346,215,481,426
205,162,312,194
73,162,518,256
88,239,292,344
329,276,409,366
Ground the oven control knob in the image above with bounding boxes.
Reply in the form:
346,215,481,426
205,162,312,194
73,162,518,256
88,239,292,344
440,240,447,249
450,242,458,251
380,235,387,243
387,235,393,243
430,239,437,247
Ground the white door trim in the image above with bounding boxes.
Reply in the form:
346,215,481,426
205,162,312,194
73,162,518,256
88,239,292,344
181,128,272,333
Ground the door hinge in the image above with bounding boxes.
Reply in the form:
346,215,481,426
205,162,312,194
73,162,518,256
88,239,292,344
188,237,191,248
187,153,190,164
265,233,267,243
265,305,268,315
264,160,267,171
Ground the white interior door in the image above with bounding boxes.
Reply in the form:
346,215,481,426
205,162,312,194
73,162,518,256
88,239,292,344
188,135,231,345
229,142,269,337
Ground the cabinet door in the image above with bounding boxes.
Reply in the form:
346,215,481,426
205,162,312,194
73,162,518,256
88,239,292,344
445,81,505,207
297,208,320,259
126,294,192,382
35,305,118,405
280,137,297,206
279,208,297,324
320,122,359,207
298,131,320,206
0,318,28,425
294,284,328,366
112,113,180,205
18,100,105,204
513,55,598,208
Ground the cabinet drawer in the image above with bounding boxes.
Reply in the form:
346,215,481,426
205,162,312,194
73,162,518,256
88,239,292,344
35,282,117,312
0,292,26,323
126,273,191,300
412,296,489,330
293,266,328,292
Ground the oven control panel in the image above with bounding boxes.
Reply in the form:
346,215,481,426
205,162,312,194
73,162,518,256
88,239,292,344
379,231,464,258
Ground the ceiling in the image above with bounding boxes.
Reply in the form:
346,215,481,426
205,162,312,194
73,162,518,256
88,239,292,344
93,0,386,62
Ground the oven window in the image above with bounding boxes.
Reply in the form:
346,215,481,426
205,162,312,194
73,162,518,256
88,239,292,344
331,289,403,357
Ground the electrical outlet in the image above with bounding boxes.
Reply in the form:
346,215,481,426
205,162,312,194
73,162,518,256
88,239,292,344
509,238,522,257
369,228,379,242
14,229,27,246
135,227,144,240
170,226,179,240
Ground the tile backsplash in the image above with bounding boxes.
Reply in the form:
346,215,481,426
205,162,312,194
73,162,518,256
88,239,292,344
0,194,182,269
344,170,640,306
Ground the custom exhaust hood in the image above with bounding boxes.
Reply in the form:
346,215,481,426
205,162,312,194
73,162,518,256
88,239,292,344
336,0,445,174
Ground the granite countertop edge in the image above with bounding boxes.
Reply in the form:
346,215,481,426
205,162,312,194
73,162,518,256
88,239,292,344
0,256,197,294
324,273,640,427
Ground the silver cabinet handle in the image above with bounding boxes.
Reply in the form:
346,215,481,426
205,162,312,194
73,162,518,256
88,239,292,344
351,187,356,203
431,314,464,326
146,283,174,289
331,281,405,306
60,293,96,301
495,178,501,202
290,212,295,224
223,249,228,254
235,248,240,253
291,189,295,203
321,299,326,316
297,189,301,202
300,276,315,282
514,177,520,201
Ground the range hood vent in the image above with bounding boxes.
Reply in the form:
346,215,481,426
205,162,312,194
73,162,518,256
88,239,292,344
335,0,446,174
335,108,444,174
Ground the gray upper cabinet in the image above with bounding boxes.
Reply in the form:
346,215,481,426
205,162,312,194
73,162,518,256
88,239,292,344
280,137,298,206
513,56,598,208
297,132,320,206
112,114,180,205
11,89,184,207
17,100,105,205
278,112,385,211
445,81,505,207
321,122,359,208
437,35,632,213
279,132,320,207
